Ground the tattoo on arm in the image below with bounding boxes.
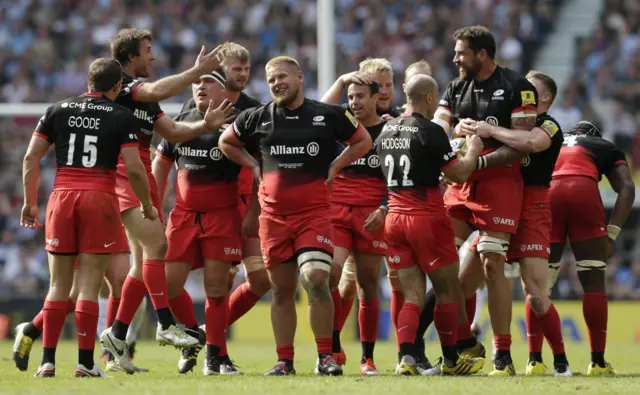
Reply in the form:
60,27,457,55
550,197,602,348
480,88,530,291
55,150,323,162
480,145,527,168
511,116,536,131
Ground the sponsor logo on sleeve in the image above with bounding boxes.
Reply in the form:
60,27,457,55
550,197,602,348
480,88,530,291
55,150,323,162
521,90,536,106
344,110,359,128
540,120,559,137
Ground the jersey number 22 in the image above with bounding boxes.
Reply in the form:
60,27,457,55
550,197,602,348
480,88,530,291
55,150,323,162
385,154,414,187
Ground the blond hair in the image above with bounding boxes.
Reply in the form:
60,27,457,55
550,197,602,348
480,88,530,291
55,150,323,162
404,60,432,81
266,56,300,71
359,58,393,76
220,42,250,65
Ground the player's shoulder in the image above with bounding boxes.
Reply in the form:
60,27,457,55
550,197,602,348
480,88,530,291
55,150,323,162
305,99,345,116
237,92,262,110
118,74,142,99
537,113,561,131
174,107,201,122
498,66,534,90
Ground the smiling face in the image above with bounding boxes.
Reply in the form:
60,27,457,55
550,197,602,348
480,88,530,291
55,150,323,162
266,62,303,107
453,39,482,81
347,83,378,121
131,39,155,78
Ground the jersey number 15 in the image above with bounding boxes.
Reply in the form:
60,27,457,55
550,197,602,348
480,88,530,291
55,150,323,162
67,133,98,167
385,154,414,187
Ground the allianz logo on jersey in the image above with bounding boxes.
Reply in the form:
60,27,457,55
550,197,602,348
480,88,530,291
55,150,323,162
61,101,113,112
270,142,319,156
133,109,154,124
177,146,223,161
351,155,380,168
380,137,411,150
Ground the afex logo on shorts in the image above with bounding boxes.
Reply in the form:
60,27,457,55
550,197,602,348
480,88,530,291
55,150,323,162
316,235,334,247
492,216,515,227
520,244,544,252
224,247,241,256
388,255,400,264
372,240,387,249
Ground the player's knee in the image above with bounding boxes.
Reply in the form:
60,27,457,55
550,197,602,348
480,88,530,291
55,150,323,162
298,250,332,285
203,279,228,298
246,268,271,296
483,258,505,281
576,260,607,292
242,256,264,274
525,293,547,316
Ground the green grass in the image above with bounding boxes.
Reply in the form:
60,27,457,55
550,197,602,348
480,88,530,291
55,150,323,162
1,340,639,395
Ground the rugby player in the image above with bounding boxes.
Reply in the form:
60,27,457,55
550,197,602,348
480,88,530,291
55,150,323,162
219,56,372,376
100,28,233,373
154,68,240,376
434,26,539,376
548,120,635,376
458,71,571,376
320,80,387,375
377,74,484,376
21,58,155,377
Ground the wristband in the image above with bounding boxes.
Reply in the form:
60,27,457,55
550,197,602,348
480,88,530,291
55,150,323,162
607,224,621,241
379,205,389,214
476,156,487,169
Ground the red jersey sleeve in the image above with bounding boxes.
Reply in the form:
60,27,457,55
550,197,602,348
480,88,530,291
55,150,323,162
155,138,176,162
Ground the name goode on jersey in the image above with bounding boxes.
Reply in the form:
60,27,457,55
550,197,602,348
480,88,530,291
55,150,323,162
270,142,320,156
67,116,101,130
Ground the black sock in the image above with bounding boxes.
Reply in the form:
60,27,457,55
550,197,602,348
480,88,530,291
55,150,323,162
415,289,436,344
206,344,221,360
111,319,129,341
108,352,115,362
397,351,402,363
399,342,415,359
415,337,426,360
78,349,94,369
457,336,477,352
332,330,341,353
591,351,605,367
361,342,375,362
24,322,42,340
442,345,458,365
553,352,568,365
529,352,543,363
495,349,511,362
156,308,176,330
42,347,56,365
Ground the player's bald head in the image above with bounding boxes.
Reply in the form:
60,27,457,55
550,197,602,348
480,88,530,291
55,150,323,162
404,74,437,100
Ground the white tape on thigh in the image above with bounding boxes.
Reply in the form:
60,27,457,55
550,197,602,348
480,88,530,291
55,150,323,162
576,260,606,272
229,265,240,276
242,256,264,273
298,251,332,275
477,236,509,257
504,261,520,279
547,263,560,294
341,258,357,281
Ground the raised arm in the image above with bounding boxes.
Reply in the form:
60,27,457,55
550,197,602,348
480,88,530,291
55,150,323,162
154,99,235,143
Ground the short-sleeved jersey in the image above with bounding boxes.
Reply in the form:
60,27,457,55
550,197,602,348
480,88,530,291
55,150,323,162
552,134,628,182
438,65,538,180
520,113,564,187
156,108,241,212
181,93,262,196
116,73,165,169
34,93,138,192
229,99,364,215
331,121,386,206
376,113,457,215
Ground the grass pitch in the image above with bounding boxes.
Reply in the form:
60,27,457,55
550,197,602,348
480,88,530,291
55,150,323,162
1,340,639,395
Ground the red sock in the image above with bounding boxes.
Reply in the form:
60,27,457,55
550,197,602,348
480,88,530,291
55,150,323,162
465,294,477,324
359,299,379,342
397,302,420,345
390,290,405,331
205,296,228,354
525,298,544,353
42,300,68,349
66,298,76,314
169,289,198,328
116,275,147,325
276,344,294,361
457,320,474,341
228,283,261,326
434,303,458,347
315,337,332,355
33,311,44,332
106,297,120,328
540,303,565,354
339,298,355,329
494,334,512,351
75,300,99,351
583,292,608,353
143,259,169,310
331,289,343,332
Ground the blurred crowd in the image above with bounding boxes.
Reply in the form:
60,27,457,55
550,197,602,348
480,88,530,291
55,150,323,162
1,0,639,300
554,0,640,166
